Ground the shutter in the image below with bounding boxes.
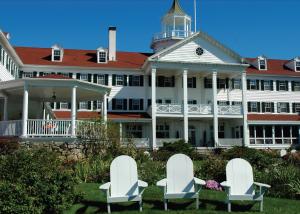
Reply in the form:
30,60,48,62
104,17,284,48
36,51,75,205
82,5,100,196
148,75,151,86
77,103,79,110
129,99,133,110
107,98,109,110
276,81,279,91
285,81,289,91
69,73,73,78
88,101,92,110
140,99,144,110
287,103,290,113
217,101,220,105
105,74,109,85
56,102,60,110
256,80,260,90
112,75,116,86
33,71,37,77
270,80,274,90
257,102,261,113
292,81,295,91
76,73,80,80
204,77,208,88
88,74,92,82
293,103,296,113
148,99,151,107
231,79,235,89
193,77,196,88
129,75,133,86
247,80,250,90
172,76,175,87
123,99,128,110
123,75,127,86
261,80,264,91
112,99,116,110
93,74,98,83
68,102,71,109
140,75,144,86
50,102,54,109
271,103,275,113
262,102,265,113
225,78,229,89
247,102,251,112
217,78,220,89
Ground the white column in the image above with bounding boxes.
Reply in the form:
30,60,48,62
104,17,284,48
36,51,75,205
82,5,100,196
151,68,157,149
3,96,8,121
119,123,123,143
183,69,189,143
103,93,108,122
241,71,249,146
22,84,29,137
71,86,77,137
212,71,218,147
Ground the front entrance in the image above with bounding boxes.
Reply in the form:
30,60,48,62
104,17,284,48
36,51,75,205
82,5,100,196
188,126,196,146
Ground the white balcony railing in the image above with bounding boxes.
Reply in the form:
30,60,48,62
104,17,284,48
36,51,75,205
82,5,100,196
153,30,191,41
156,104,182,114
218,138,243,147
188,104,212,114
27,119,72,137
218,105,243,115
0,120,22,136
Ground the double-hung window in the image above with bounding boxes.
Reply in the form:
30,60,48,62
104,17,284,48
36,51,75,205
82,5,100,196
23,72,33,78
259,59,266,70
132,76,141,86
262,102,273,113
293,103,300,113
132,99,141,110
125,125,143,138
248,102,259,113
263,80,272,90
97,75,105,85
187,77,196,88
277,102,289,113
80,74,88,82
250,80,257,90
293,81,300,91
232,101,242,106
188,100,197,105
233,79,241,89
204,78,212,88
296,62,300,71
277,81,288,91
116,75,124,86
115,99,124,110
60,102,69,110
79,101,88,110
164,77,172,87
53,50,61,61
98,51,107,63
217,79,226,89
156,124,170,138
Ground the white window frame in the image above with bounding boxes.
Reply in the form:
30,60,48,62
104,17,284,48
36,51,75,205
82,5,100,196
233,79,241,89
164,77,172,87
278,81,287,91
156,124,170,138
259,59,267,70
264,102,272,113
116,75,124,86
263,80,272,90
296,61,300,71
218,101,228,106
79,101,88,110
277,102,288,113
294,82,300,91
115,99,124,110
187,77,195,88
188,100,197,105
232,101,242,106
80,74,88,82
98,51,107,63
60,102,69,110
53,50,61,61
132,75,141,86
23,72,33,78
97,75,105,85
250,102,258,112
295,103,300,113
132,99,141,110
125,124,143,138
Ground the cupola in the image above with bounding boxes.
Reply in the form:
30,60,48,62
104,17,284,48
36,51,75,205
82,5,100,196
151,0,192,53
51,44,63,62
285,57,300,72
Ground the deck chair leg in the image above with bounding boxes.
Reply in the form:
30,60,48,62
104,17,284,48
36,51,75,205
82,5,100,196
228,201,231,212
107,203,111,214
260,200,263,212
196,196,199,209
164,199,168,211
139,200,142,212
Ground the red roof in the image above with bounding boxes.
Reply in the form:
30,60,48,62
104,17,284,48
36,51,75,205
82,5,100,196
53,111,150,120
36,74,71,79
248,114,300,121
246,58,300,77
14,47,151,69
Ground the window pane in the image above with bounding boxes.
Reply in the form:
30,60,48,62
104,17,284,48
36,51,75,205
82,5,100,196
275,126,282,137
256,125,263,137
283,126,290,137
265,126,272,137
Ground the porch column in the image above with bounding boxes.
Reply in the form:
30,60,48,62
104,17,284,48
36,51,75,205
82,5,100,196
103,93,108,122
241,71,249,146
22,84,29,137
212,71,218,147
151,68,157,149
71,86,77,137
119,123,123,143
183,69,189,143
3,96,8,121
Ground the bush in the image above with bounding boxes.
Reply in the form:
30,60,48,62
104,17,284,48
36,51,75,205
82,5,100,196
0,148,81,214
0,140,19,155
195,157,227,182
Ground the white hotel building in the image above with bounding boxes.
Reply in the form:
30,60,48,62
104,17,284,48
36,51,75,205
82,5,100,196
0,0,299,149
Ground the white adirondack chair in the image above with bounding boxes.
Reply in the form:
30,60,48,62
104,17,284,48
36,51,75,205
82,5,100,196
156,154,206,210
221,158,271,212
99,155,148,213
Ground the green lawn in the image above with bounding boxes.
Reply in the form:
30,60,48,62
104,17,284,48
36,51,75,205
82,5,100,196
65,183,299,214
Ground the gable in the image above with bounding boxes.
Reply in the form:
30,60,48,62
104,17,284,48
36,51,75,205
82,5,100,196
156,33,242,64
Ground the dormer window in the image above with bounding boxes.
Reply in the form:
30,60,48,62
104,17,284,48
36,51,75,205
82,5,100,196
51,44,63,62
97,47,108,63
296,61,300,71
258,59,267,70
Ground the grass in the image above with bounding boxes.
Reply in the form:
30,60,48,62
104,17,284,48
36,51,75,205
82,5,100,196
65,183,300,214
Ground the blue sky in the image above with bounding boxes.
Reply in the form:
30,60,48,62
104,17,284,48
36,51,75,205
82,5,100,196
0,0,299,59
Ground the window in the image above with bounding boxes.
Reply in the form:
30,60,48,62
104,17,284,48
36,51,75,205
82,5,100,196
80,74,88,81
296,62,300,71
98,51,107,63
128,75,143,86
232,79,241,89
232,101,242,106
93,100,102,110
165,99,172,104
293,103,300,113
259,59,267,70
126,125,143,138
262,102,274,113
277,81,288,91
53,50,61,61
112,99,127,110
97,75,105,85
23,72,33,78
164,77,173,87
218,123,225,138
187,77,196,88
204,78,212,88
116,75,124,86
116,99,124,110
218,101,229,106
262,80,273,91
188,100,197,105
292,81,300,91
217,79,227,89
277,102,289,113
250,80,258,90
79,101,88,110
60,102,69,109
248,102,260,113
129,99,143,111
156,124,170,138
156,99,163,104
157,76,175,87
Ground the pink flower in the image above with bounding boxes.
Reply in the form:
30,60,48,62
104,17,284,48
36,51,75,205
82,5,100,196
205,180,222,191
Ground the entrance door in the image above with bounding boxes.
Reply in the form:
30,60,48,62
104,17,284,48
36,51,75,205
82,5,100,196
188,126,196,146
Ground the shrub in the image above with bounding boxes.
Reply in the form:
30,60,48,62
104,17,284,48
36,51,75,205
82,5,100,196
138,160,165,185
0,140,19,155
0,148,81,214
196,156,227,182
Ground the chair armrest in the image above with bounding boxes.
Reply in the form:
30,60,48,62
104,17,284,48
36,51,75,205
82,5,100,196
254,182,271,188
220,181,230,188
138,180,148,188
156,178,167,187
194,177,206,186
99,182,111,192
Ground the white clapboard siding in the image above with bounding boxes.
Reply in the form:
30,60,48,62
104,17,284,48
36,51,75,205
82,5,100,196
0,64,14,81
160,38,239,64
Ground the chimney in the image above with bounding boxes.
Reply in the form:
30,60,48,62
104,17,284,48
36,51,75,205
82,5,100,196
108,27,117,61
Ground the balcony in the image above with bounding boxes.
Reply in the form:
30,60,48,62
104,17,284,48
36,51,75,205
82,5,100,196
152,30,192,42
153,104,243,116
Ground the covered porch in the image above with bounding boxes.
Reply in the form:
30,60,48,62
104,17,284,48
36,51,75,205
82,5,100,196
0,75,110,139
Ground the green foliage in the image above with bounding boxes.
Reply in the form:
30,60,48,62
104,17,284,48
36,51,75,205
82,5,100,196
138,160,165,185
0,148,81,214
0,140,19,155
195,157,227,182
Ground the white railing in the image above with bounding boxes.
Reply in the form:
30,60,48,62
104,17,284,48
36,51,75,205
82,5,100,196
27,119,72,137
188,104,212,114
218,138,243,147
153,30,191,41
157,138,181,147
156,104,182,114
0,120,22,136
122,138,150,148
218,105,242,115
